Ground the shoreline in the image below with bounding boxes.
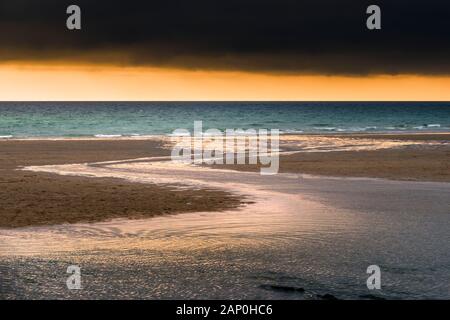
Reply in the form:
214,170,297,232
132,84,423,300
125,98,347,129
0,131,449,141
1,133,449,228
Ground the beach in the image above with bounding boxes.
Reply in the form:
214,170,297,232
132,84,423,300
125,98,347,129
0,133,449,228
0,139,243,228
1,133,449,299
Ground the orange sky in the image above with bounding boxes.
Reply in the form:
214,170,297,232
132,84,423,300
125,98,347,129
1,63,449,101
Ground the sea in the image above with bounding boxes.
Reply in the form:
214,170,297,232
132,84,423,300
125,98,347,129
0,101,449,138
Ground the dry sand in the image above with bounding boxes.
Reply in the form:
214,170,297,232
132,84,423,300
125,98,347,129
0,139,243,228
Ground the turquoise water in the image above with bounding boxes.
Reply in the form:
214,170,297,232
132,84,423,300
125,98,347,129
0,102,449,137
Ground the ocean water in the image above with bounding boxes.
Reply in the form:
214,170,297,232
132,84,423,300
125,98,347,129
0,102,449,138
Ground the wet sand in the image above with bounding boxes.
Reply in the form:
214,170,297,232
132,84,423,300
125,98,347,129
0,139,242,228
1,133,449,228
2,144,449,299
212,133,450,182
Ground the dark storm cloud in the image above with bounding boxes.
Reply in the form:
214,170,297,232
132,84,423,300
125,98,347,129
0,0,449,75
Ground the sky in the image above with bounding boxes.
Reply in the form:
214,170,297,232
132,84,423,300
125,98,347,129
0,0,449,101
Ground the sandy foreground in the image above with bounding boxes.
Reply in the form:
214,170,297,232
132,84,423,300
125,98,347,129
0,139,243,228
0,133,449,228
